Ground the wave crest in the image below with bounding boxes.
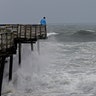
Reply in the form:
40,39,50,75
47,32,58,37
73,30,96,35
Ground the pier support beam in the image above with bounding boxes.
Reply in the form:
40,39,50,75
31,42,33,51
18,42,21,65
0,57,5,96
9,55,13,81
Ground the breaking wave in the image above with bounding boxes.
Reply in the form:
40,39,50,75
47,32,58,37
55,29,96,42
73,30,96,35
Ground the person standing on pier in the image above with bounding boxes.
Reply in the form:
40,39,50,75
40,17,46,25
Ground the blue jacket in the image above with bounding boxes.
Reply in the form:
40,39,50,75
40,18,46,25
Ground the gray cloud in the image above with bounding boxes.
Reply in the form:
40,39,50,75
0,0,96,24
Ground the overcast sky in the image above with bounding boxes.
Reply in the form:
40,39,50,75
0,0,96,24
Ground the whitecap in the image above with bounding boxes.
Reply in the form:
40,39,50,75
85,30,95,32
47,32,58,37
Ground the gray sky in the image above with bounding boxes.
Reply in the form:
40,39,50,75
0,0,96,24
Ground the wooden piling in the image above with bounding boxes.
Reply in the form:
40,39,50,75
31,42,33,51
18,42,21,65
0,57,5,96
9,55,13,81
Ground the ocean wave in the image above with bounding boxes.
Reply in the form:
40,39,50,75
85,30,95,32
73,30,96,35
47,32,58,37
55,29,96,42
68,30,96,42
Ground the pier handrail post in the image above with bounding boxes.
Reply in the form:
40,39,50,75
45,25,47,38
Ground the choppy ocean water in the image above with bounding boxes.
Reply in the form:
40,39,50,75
2,23,96,96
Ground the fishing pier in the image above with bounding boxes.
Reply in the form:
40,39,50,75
0,24,47,96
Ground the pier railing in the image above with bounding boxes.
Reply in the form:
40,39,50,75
0,24,47,40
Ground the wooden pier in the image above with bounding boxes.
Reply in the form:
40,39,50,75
0,24,47,96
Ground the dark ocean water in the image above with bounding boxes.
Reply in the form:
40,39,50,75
2,23,96,96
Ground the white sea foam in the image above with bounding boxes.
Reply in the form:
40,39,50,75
85,30,95,32
47,32,58,37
